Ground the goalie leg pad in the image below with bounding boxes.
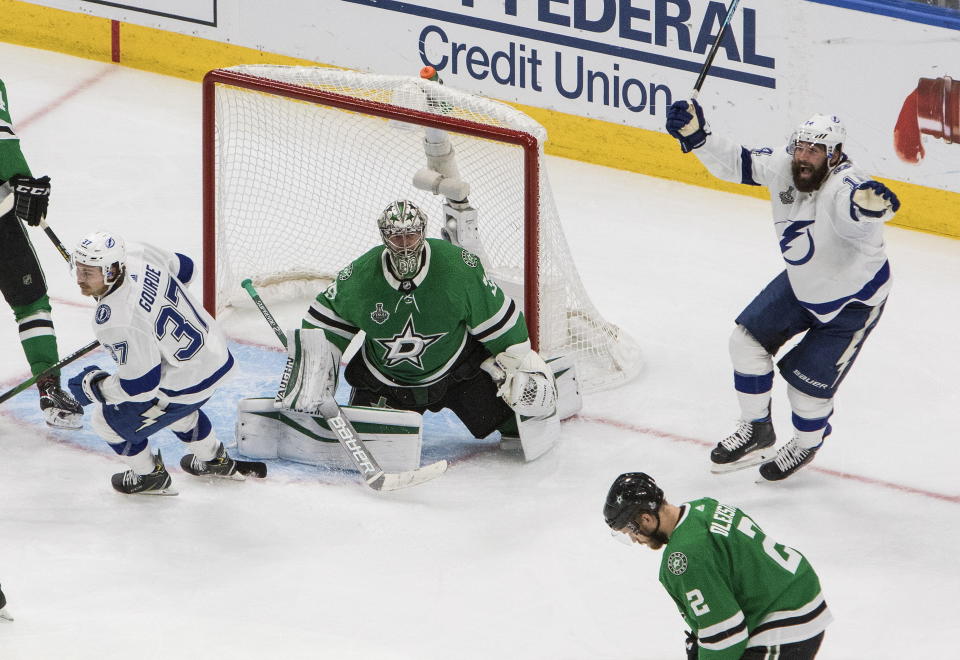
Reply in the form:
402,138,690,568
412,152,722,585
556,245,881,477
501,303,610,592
236,398,423,472
276,328,342,414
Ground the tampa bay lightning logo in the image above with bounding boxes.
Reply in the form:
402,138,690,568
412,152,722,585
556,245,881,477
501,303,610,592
779,220,816,266
95,304,111,324
374,315,445,369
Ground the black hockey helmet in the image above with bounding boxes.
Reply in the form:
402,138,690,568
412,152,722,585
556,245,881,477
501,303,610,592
603,472,664,531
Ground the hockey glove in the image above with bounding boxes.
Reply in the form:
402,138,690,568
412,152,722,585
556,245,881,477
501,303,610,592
850,180,900,222
67,365,109,407
9,174,51,226
685,630,698,660
481,344,557,418
666,100,710,153
275,328,341,415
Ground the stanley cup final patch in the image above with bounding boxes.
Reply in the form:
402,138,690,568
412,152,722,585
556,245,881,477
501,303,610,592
667,552,688,575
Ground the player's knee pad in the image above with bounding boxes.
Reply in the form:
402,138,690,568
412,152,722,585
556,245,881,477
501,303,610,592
787,385,833,419
787,385,833,446
169,410,214,442
90,405,125,445
729,324,773,375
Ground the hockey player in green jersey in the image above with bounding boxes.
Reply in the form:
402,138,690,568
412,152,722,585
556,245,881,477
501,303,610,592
0,77,82,428
604,473,832,659
284,199,561,459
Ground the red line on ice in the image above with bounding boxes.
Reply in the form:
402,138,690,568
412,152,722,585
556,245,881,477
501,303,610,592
577,415,960,504
17,66,118,131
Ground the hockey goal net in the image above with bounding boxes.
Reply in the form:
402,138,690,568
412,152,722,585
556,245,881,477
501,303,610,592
203,65,641,393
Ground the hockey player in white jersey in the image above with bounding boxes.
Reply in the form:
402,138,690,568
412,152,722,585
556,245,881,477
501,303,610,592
66,231,263,494
666,102,900,481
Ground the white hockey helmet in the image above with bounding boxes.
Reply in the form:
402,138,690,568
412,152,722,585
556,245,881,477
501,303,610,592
378,200,427,279
789,114,846,160
72,231,126,285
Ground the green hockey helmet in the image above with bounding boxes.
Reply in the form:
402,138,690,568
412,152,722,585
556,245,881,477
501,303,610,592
378,200,427,279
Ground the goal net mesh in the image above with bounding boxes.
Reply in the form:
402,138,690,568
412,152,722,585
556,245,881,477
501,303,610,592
207,65,641,392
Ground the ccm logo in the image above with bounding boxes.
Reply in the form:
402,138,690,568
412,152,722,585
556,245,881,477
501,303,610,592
14,184,49,196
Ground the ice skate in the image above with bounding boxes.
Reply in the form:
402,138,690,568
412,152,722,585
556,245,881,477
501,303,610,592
0,583,11,622
37,374,83,430
710,418,776,474
111,451,177,495
180,442,267,480
759,437,821,481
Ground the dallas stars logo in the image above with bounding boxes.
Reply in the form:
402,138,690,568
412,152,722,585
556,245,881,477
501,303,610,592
667,552,688,575
374,315,445,369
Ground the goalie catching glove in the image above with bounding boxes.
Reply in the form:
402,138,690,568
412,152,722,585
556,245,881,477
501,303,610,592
275,328,342,415
481,343,557,418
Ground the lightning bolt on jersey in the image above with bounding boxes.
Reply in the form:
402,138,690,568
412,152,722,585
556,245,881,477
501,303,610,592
695,134,891,322
660,499,832,658
90,242,234,405
303,238,528,387
0,77,32,186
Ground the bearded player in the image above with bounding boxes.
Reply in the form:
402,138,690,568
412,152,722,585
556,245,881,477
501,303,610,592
666,101,900,480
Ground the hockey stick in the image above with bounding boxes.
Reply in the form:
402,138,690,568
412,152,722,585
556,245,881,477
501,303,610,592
690,0,741,100
0,180,72,262
240,278,447,491
38,217,71,262
0,339,100,406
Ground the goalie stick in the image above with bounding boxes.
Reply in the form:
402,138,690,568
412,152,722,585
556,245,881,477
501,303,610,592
690,0,741,100
241,278,447,491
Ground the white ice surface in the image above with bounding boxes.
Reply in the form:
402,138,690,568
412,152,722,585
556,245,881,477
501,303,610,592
0,44,958,659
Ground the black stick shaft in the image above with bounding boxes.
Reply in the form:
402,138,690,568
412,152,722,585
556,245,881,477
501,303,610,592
0,340,100,405
691,0,741,98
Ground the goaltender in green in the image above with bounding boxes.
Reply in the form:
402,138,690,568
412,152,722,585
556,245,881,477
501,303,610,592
239,198,580,469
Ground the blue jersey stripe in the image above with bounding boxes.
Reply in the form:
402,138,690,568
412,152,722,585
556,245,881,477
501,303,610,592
800,260,890,316
119,364,162,397
740,147,760,186
175,252,194,285
159,352,234,397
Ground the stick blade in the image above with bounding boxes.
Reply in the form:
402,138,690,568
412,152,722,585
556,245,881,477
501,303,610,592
369,459,448,491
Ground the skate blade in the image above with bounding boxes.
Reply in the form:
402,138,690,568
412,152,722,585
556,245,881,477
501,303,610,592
710,452,774,474
191,471,246,481
44,415,83,430
123,487,179,496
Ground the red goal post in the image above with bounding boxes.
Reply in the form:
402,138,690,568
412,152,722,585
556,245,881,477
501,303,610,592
202,65,641,392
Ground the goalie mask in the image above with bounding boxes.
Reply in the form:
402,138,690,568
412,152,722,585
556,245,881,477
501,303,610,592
788,113,846,160
72,231,126,287
378,200,427,279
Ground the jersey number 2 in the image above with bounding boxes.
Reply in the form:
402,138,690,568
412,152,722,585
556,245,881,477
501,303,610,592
155,278,206,361
686,589,710,616
737,517,803,574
